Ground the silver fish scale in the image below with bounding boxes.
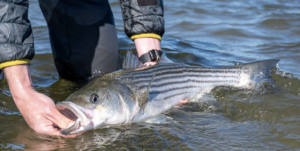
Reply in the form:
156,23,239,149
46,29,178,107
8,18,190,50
117,63,242,102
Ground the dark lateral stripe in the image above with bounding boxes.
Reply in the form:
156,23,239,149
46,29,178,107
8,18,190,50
149,86,198,94
156,66,238,74
139,79,239,90
127,65,239,78
131,69,239,80
132,68,239,78
164,92,189,100
134,74,239,84
133,73,239,83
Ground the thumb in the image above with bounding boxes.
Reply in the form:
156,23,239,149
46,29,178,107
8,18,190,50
51,108,75,129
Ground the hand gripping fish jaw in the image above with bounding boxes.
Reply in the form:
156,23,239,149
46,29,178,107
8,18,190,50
56,102,95,135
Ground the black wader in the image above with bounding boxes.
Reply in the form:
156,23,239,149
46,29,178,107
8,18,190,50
39,0,121,80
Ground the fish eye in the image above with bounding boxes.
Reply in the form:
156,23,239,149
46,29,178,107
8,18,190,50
90,94,99,103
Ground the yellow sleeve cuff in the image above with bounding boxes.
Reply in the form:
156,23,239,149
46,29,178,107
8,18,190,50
131,33,162,41
0,59,31,69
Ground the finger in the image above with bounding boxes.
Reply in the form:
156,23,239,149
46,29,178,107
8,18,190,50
44,125,82,138
178,99,189,105
48,107,75,129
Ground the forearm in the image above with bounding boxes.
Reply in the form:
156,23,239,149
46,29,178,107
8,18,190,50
3,65,34,106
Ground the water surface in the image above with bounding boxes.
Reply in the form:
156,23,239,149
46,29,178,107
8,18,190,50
1,0,300,150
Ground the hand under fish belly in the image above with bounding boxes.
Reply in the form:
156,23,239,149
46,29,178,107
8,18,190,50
56,51,279,135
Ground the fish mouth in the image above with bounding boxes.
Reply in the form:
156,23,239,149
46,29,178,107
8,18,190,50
56,102,94,135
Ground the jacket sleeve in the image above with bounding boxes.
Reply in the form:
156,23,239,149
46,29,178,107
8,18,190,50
0,0,35,71
119,0,164,41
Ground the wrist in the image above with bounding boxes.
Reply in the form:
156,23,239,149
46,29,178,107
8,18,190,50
134,38,161,57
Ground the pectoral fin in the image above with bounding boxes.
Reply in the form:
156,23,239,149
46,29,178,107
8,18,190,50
138,74,155,111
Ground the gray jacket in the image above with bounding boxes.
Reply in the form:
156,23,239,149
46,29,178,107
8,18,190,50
0,0,164,80
119,0,164,38
0,0,35,66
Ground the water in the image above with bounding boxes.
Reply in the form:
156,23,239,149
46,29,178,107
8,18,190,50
1,0,300,150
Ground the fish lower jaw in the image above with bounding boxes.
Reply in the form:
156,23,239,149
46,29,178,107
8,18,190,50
60,118,96,135
69,121,95,134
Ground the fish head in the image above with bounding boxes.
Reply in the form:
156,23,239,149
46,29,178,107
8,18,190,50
56,80,126,135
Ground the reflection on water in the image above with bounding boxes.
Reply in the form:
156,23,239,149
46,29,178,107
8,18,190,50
1,0,300,150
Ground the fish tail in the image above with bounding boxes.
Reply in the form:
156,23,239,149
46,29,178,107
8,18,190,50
240,59,279,87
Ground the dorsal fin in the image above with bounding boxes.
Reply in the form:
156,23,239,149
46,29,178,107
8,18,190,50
122,50,174,71
122,50,143,70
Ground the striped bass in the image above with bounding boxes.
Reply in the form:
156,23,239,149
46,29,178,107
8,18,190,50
56,51,279,135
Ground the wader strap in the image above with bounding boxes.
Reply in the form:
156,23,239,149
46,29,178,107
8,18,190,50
138,49,163,64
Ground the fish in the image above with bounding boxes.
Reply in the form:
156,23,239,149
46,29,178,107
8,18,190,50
56,51,279,135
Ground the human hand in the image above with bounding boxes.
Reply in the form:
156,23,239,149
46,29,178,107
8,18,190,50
17,90,77,137
3,65,77,137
